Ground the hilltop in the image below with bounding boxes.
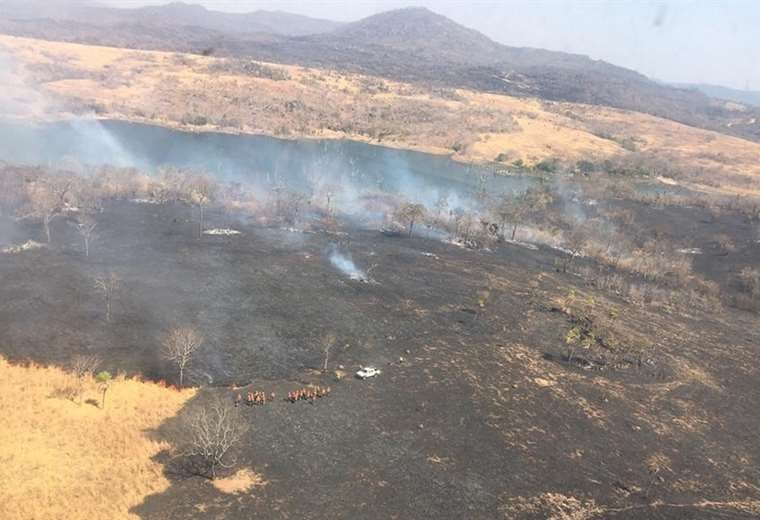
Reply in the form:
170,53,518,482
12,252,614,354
0,4,757,142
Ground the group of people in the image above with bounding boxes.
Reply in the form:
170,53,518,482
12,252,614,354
288,386,331,403
233,386,332,407
235,391,273,407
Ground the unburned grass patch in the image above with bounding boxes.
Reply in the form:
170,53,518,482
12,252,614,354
0,356,195,520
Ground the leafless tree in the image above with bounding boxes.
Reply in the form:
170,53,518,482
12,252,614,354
47,174,73,209
162,326,203,387
281,190,306,226
186,175,218,236
315,182,341,217
75,214,97,257
184,400,248,480
156,166,188,202
94,272,120,322
453,212,478,243
69,354,100,405
562,226,588,273
322,332,336,372
26,181,59,243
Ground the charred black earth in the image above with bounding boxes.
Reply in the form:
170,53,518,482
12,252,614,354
1,199,759,519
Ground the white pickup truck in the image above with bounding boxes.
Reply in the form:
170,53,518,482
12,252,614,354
356,367,381,379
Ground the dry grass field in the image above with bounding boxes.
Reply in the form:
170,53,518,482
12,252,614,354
0,356,195,520
1,34,760,195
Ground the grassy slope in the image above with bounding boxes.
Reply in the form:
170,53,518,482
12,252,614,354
1,34,760,197
0,356,195,520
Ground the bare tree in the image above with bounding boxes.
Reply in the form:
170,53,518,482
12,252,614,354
157,166,188,202
69,354,100,405
94,272,120,322
186,175,218,236
75,214,97,257
162,326,203,387
26,181,59,243
185,400,248,480
72,176,103,214
315,181,342,217
562,226,588,273
48,175,73,208
281,190,306,226
322,332,336,372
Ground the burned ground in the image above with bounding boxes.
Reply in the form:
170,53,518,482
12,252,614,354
1,197,759,519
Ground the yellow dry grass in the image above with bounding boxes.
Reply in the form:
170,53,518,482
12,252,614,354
211,468,266,495
2,34,760,195
0,356,195,520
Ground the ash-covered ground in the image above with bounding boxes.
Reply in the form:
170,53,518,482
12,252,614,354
1,198,759,519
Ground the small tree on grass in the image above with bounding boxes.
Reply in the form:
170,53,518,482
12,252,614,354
94,272,120,322
162,326,203,387
95,371,112,409
70,354,100,405
185,401,248,480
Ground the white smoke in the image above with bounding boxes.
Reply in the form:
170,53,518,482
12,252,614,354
69,118,136,167
0,47,51,120
327,244,367,281
0,45,137,168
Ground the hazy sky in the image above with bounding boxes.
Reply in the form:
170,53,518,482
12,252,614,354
96,1,760,90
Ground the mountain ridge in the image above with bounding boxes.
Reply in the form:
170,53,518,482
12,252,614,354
0,2,757,142
672,82,760,108
0,0,345,36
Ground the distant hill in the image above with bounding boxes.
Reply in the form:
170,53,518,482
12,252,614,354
0,3,757,142
673,83,760,108
257,8,760,142
0,1,344,37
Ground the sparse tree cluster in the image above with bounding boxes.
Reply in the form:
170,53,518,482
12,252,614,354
493,186,553,241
